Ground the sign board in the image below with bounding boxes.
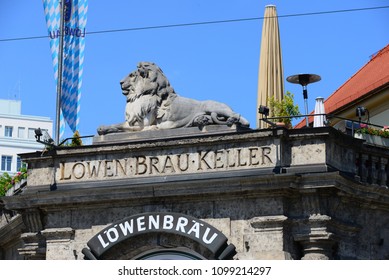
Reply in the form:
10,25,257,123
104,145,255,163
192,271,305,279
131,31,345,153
58,142,279,183
84,212,234,260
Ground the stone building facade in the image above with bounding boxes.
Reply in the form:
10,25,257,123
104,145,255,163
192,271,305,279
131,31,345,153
1,126,389,259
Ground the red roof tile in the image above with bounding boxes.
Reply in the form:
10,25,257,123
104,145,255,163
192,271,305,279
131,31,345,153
295,44,389,128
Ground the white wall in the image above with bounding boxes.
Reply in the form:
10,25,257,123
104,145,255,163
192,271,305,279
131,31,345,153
0,113,53,175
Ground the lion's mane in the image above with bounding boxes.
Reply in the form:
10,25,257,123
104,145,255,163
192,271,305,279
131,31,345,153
120,62,175,127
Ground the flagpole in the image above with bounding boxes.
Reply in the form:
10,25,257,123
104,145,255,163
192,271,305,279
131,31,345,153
55,0,65,145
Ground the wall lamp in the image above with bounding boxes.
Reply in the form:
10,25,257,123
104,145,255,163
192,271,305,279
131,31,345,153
258,105,270,118
258,105,276,127
35,128,55,148
34,128,43,141
356,106,369,123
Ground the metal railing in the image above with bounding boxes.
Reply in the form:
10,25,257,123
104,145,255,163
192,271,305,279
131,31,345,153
259,113,385,134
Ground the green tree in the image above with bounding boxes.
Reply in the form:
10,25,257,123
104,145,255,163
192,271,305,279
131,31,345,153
269,91,300,127
70,130,83,147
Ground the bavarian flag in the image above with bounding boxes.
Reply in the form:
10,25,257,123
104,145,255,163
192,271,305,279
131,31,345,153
42,0,88,138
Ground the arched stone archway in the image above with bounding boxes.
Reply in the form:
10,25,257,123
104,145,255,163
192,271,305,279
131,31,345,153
82,212,236,260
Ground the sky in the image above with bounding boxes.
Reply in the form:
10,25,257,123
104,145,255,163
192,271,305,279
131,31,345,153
0,0,388,140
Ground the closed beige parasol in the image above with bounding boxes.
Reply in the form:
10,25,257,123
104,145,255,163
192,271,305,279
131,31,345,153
256,5,284,128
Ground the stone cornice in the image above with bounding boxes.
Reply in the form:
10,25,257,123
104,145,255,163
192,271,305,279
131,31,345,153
0,214,24,246
4,127,389,212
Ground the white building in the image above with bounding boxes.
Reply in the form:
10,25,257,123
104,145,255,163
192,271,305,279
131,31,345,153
0,99,52,176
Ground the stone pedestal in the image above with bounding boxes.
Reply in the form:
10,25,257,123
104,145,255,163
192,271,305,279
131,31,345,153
18,232,46,260
41,228,75,260
240,215,290,259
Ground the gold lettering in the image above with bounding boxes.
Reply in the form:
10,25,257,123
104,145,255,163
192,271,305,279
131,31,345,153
248,147,260,166
72,162,85,179
226,149,236,167
115,159,127,176
149,157,160,174
104,160,114,177
135,156,147,175
59,162,71,180
86,161,101,178
237,149,247,167
58,147,273,181
261,147,272,164
161,155,175,173
177,154,189,171
198,151,212,170
214,150,224,169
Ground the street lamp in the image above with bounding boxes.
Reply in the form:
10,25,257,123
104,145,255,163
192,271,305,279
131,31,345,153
286,73,321,127
34,128,55,148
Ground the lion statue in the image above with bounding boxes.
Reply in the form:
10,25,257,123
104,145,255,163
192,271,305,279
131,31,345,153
97,62,250,135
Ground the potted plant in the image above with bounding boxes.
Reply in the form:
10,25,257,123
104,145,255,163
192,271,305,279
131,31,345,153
268,91,300,128
354,126,389,146
0,167,28,197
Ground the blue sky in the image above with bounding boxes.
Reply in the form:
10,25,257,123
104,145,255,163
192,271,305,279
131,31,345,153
0,0,388,139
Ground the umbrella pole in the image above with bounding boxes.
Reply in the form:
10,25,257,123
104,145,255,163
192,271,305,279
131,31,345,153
303,86,309,127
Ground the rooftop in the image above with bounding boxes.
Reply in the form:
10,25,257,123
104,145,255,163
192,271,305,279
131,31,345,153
295,44,389,128
325,43,389,114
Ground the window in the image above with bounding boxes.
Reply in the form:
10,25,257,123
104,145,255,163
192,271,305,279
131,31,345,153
17,157,24,171
5,126,13,137
1,156,12,172
18,127,25,138
28,128,36,139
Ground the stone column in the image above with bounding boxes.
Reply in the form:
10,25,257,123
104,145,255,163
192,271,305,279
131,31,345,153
361,154,369,183
241,215,290,259
293,215,337,260
370,156,379,185
379,158,388,187
41,227,75,260
294,233,336,260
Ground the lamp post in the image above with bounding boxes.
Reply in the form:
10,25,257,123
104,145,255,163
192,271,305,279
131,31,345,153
286,74,321,127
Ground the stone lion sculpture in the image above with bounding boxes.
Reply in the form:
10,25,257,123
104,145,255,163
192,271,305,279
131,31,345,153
98,62,250,135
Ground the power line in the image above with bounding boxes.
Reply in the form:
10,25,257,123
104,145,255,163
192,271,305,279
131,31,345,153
86,5,389,36
277,5,389,18
1,5,388,42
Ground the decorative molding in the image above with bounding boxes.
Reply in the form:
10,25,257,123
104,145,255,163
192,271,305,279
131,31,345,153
18,232,46,260
41,227,75,242
250,215,288,232
21,209,43,232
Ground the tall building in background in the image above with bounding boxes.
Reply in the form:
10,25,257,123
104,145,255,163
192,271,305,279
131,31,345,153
0,99,53,176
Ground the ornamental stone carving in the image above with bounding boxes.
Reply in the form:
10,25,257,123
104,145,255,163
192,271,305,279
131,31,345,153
98,62,249,135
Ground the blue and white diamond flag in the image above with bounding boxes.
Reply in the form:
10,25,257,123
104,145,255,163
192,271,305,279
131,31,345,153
43,0,88,138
